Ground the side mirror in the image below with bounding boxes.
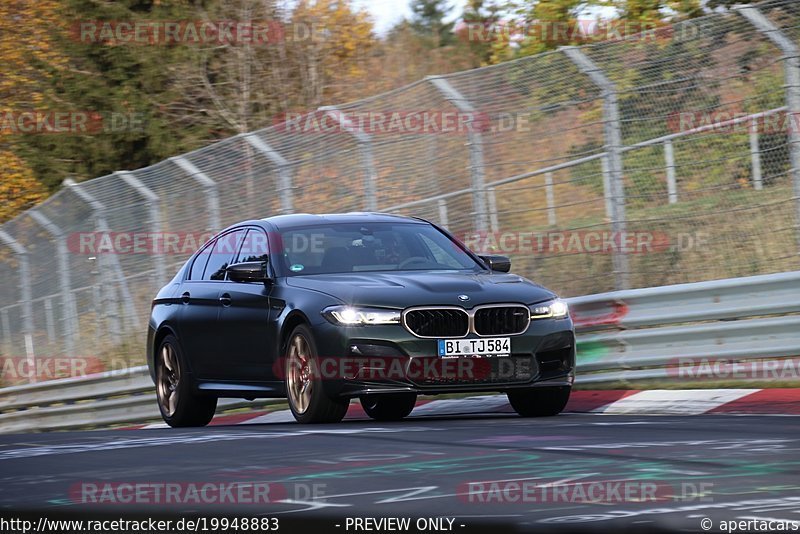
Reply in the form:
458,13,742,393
479,255,511,273
227,261,271,283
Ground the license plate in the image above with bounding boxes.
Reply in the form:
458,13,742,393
437,337,511,358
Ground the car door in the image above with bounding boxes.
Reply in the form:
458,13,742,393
177,229,245,380
217,227,274,381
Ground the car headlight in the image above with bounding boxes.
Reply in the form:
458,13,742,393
322,305,401,326
530,299,569,319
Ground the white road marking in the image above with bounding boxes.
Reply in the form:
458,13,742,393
596,389,759,415
241,410,297,424
411,395,511,416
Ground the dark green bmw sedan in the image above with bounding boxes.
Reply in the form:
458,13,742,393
147,213,575,426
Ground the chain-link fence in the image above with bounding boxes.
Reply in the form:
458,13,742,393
1,0,799,376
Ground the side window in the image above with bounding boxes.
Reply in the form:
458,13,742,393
203,230,246,281
188,239,214,280
235,228,270,264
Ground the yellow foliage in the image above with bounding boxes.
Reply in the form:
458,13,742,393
0,1,65,221
290,0,377,101
0,0,67,108
0,150,46,223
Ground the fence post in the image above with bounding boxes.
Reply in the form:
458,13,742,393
44,298,56,345
242,133,294,214
0,230,35,382
739,6,800,258
437,199,449,227
563,46,629,289
0,308,11,357
600,155,614,220
749,127,763,191
664,140,678,203
319,106,378,211
116,171,166,285
170,157,221,232
28,210,79,356
487,187,499,233
545,172,557,226
428,76,490,233
63,179,140,337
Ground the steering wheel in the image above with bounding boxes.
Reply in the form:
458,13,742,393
397,256,430,269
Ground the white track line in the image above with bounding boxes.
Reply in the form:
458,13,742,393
596,389,759,415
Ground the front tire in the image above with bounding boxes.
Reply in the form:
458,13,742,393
507,386,571,417
360,393,417,421
156,335,217,427
285,325,348,424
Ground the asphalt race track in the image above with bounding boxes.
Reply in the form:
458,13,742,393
1,411,799,532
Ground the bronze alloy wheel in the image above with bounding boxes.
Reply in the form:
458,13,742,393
154,334,217,427
284,325,348,424
157,342,181,417
287,333,314,415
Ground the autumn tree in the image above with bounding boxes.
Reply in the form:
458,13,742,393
484,0,707,63
162,0,376,142
455,0,504,65
0,151,47,224
0,0,65,202
410,0,456,47
0,0,67,107
289,0,377,108
615,0,702,21
7,0,208,190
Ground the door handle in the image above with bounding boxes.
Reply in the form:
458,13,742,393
219,293,232,307
181,291,190,304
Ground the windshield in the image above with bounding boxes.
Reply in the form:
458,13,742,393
277,222,483,276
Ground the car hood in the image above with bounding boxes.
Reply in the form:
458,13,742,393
285,271,556,308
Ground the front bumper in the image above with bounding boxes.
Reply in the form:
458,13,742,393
310,317,575,398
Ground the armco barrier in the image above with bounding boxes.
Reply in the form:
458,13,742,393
570,270,800,385
1,271,799,434
0,366,284,434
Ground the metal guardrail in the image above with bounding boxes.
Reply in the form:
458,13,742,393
570,270,800,386
1,271,799,434
0,367,284,434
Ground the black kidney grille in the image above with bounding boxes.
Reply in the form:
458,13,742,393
474,306,530,336
404,309,469,338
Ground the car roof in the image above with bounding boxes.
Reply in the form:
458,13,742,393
259,212,425,230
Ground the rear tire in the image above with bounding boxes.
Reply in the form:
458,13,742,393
507,386,571,417
156,335,217,427
285,324,348,424
360,393,417,421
